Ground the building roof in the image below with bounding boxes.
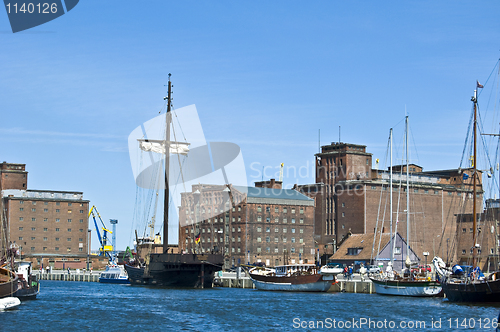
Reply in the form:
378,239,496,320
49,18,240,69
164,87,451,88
329,233,391,261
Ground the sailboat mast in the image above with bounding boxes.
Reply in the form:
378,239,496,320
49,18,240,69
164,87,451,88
390,128,394,264
472,89,477,268
163,73,172,253
406,116,410,262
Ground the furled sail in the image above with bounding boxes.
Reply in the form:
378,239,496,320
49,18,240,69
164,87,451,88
138,139,190,155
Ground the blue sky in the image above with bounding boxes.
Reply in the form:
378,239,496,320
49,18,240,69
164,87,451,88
1,1,500,250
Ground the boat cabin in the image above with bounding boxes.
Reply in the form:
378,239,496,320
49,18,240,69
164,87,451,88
275,264,318,277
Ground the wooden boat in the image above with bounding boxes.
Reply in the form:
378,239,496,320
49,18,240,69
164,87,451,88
248,264,336,292
0,266,20,299
124,74,223,288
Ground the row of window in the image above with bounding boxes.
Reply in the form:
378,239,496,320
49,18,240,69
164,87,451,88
27,247,83,252
257,206,304,214
257,217,304,224
18,227,84,232
257,227,304,234
18,217,84,222
461,248,495,255
19,208,84,213
257,237,304,243
20,201,83,206
256,247,303,254
18,236,83,242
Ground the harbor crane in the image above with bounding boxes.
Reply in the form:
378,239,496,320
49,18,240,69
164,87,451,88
88,205,114,262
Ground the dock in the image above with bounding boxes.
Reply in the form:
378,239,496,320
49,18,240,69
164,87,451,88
36,271,100,282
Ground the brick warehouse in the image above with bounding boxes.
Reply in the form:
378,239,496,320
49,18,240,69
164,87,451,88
0,162,90,269
178,179,315,269
298,142,482,264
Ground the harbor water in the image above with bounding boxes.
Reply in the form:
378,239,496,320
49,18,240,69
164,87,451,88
3,280,500,331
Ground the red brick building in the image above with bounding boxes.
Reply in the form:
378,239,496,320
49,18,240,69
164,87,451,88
178,180,315,269
1,162,90,269
298,142,482,264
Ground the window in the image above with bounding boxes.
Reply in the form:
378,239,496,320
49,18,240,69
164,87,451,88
32,218,36,221
342,212,345,217
19,208,24,211
341,202,345,207
56,209,60,213
31,247,35,251
257,247,261,253
257,237,261,243
56,202,60,206
19,217,23,221
347,248,362,255
275,217,279,223
274,237,278,243
19,201,24,204
283,237,287,243
266,217,270,223
31,227,35,231
291,208,295,214
266,237,270,243
291,237,296,243
274,247,279,253
283,218,287,223
257,206,262,212
299,238,303,243
394,247,401,255
44,209,48,212
55,238,59,241
56,218,60,222
68,219,72,223
257,216,262,222
275,227,278,233
283,208,287,213
275,207,279,213
266,227,270,233
55,228,60,232
19,237,23,240
291,218,295,224
266,247,270,253
43,237,47,241
462,228,466,233
283,228,287,233
257,227,261,232
79,210,84,213
43,228,48,232
44,218,48,222
299,229,304,234
299,218,304,224
291,228,295,233
68,203,72,206
291,247,295,253
266,207,270,212
19,227,23,231
31,208,36,212
299,208,304,214
31,237,35,240
67,228,71,232
55,247,59,251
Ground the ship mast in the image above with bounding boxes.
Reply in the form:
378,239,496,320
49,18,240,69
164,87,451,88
472,88,478,269
163,73,172,253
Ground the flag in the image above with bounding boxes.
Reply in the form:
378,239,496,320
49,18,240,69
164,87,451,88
477,80,484,89
463,173,469,180
195,233,201,244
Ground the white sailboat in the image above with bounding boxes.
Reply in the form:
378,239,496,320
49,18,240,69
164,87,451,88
370,116,442,296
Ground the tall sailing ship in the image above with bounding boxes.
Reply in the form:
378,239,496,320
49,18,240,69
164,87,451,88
124,75,223,288
436,80,500,302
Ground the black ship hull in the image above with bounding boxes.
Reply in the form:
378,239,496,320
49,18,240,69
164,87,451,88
125,252,223,288
442,277,500,302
